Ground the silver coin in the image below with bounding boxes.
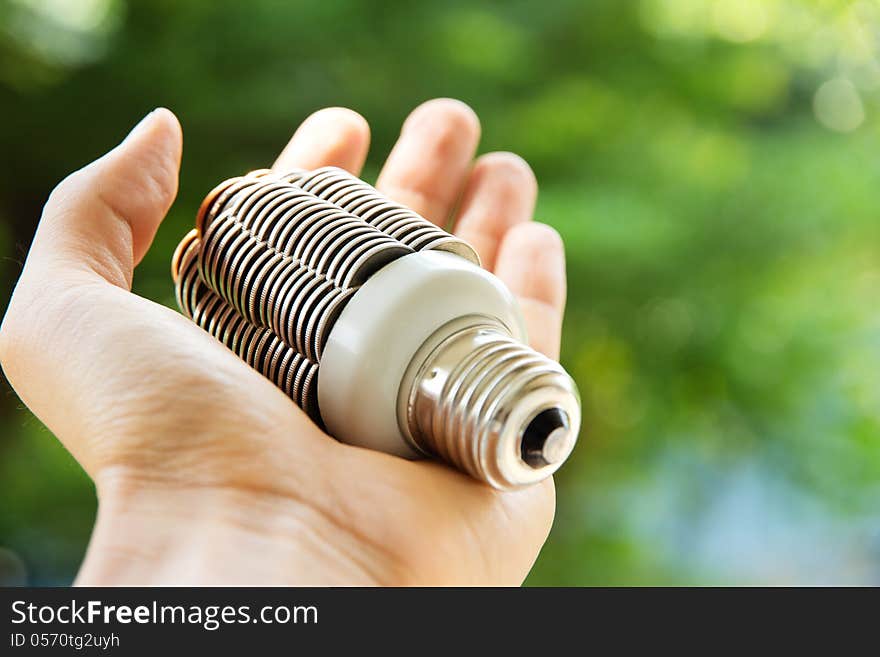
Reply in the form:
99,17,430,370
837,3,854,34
309,287,356,361
310,177,361,205
318,226,390,285
262,254,304,330
236,181,292,231
312,287,356,360
288,354,311,406
215,305,242,347
305,220,373,277
220,177,275,224
194,294,225,336
273,266,324,351
203,177,261,234
301,167,481,264
246,327,275,371
272,348,305,390
199,214,242,294
299,363,320,423
300,215,386,277
236,247,277,324
373,212,429,239
330,188,383,215
277,348,303,397
260,196,323,257
300,285,345,361
235,323,260,361
329,234,411,288
250,191,310,243
292,210,353,269
224,228,265,316
263,336,288,385
224,312,249,355
278,203,345,265
267,263,310,345
275,168,307,185
245,250,284,326
397,225,444,250
285,276,333,356
296,167,339,195
213,223,254,311
174,236,202,318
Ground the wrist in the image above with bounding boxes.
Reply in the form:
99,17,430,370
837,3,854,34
77,470,392,586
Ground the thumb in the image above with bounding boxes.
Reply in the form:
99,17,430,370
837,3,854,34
27,108,182,289
0,109,182,471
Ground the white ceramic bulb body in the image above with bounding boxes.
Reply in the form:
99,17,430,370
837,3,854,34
318,251,580,489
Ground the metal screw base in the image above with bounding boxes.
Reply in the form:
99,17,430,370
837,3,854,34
404,320,580,489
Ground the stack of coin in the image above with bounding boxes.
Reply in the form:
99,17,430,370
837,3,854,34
172,166,473,426
195,170,415,362
198,174,411,287
172,229,321,422
197,212,356,361
293,166,480,265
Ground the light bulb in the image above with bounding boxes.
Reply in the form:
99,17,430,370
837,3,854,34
171,167,581,489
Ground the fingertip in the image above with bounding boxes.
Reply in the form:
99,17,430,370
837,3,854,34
403,97,481,146
304,107,371,148
124,108,182,160
51,108,183,227
23,109,185,293
115,108,182,201
377,98,481,224
108,109,182,237
450,151,538,269
504,221,564,256
471,151,537,194
274,107,371,173
496,221,566,310
150,107,184,153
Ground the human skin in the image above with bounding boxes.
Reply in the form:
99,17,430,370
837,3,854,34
0,99,567,585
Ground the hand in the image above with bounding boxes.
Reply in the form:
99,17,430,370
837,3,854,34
0,99,566,585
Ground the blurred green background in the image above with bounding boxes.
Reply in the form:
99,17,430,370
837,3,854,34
1,0,879,585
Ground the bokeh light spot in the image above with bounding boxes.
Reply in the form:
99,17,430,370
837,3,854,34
813,78,866,133
13,0,114,32
712,0,769,43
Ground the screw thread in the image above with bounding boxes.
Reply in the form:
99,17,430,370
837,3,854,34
407,322,580,489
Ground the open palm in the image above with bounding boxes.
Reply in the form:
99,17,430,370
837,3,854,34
0,100,567,585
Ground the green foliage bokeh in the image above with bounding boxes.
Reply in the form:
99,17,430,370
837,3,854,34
1,0,879,585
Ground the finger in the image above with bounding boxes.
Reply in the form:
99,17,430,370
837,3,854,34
0,109,183,463
452,152,537,271
376,98,480,226
24,108,181,289
272,107,370,175
494,222,566,359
